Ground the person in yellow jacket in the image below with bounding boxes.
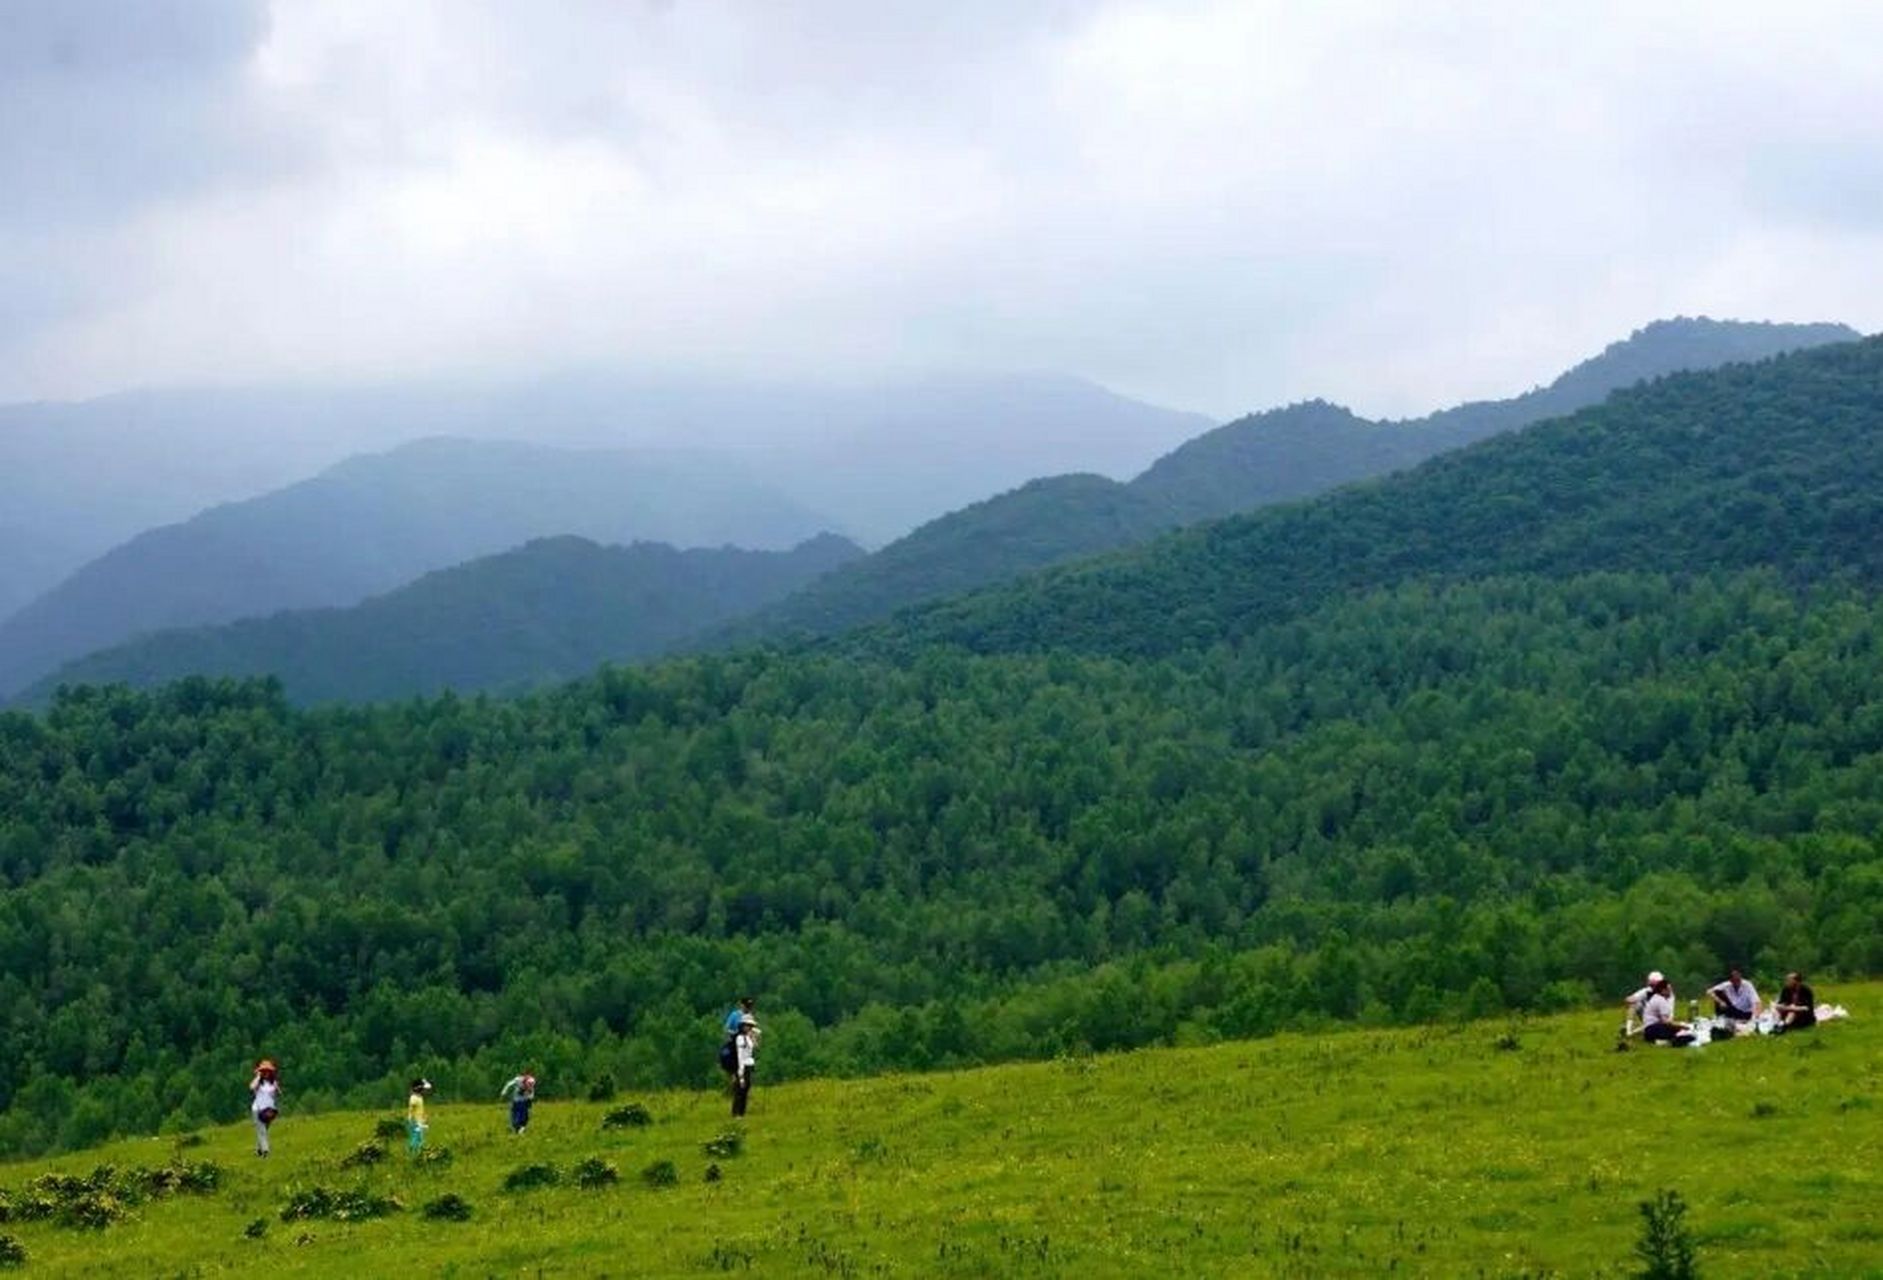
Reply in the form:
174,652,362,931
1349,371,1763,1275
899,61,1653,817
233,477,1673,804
406,1077,433,1155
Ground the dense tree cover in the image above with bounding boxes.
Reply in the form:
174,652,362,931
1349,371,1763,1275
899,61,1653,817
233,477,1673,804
1,571,1879,1154
879,334,1883,660
726,318,1857,647
25,534,861,707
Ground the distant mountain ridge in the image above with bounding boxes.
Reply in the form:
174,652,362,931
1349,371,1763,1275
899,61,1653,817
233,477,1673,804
718,317,1860,645
26,533,863,705
0,372,1209,617
0,438,837,697
862,333,1883,660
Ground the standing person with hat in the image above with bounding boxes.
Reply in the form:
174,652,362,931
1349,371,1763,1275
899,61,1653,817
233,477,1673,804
730,1014,759,1119
249,1060,282,1157
406,1077,434,1155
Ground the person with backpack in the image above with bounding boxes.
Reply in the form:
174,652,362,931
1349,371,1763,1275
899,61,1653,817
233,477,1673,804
499,1070,537,1135
730,1014,759,1118
719,996,755,1075
406,1078,433,1154
249,1060,281,1157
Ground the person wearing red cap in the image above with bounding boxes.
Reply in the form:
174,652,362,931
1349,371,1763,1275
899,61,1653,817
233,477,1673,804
249,1060,281,1157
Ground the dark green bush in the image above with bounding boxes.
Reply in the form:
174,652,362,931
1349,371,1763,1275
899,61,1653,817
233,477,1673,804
421,1194,473,1222
640,1160,678,1189
502,1163,561,1192
587,1074,618,1102
702,1132,744,1159
602,1103,652,1130
574,1157,619,1189
374,1117,409,1141
0,1235,24,1268
280,1186,403,1223
1634,1189,1698,1280
340,1140,388,1169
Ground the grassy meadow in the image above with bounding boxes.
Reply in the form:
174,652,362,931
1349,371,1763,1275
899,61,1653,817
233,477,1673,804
1,987,1876,1278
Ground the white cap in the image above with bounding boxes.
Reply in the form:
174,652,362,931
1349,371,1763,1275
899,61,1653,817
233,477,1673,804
1647,971,1665,985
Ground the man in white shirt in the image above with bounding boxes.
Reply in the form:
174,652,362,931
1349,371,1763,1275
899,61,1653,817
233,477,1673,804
1706,968,1760,1022
1622,970,1665,1029
1640,979,1695,1046
731,1015,759,1118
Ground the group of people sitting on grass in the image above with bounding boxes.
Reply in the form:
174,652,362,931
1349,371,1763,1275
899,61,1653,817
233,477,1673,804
1623,968,1822,1047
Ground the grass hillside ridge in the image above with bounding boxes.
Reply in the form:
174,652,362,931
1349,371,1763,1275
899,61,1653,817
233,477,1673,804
0,993,1875,1277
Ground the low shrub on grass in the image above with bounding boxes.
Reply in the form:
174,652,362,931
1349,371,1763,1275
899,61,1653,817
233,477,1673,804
243,1218,268,1239
0,1161,223,1231
641,1160,678,1189
587,1073,618,1102
373,1117,409,1141
503,1163,561,1192
0,1234,23,1268
340,1140,388,1169
702,1131,744,1159
703,1163,723,1183
172,1161,224,1194
415,1146,453,1169
421,1194,473,1222
1634,1188,1699,1280
172,1133,206,1149
60,1191,126,1231
280,1186,403,1223
602,1103,652,1130
574,1158,619,1189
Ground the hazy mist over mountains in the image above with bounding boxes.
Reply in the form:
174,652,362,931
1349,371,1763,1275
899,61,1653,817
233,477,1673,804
0,372,1205,619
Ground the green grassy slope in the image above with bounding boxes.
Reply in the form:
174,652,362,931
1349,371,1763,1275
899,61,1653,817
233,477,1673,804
4,992,1876,1278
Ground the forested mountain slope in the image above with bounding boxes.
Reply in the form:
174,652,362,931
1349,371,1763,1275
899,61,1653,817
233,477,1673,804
727,318,1857,645
877,333,1883,659
0,439,835,698
22,534,862,706
1132,317,1859,518
4,571,1880,1154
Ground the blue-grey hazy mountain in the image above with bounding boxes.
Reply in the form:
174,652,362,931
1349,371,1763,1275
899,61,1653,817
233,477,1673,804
0,373,1209,619
24,533,862,706
721,318,1859,645
0,439,837,696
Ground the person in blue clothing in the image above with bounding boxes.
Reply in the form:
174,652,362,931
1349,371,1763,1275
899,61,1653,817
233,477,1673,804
724,996,755,1038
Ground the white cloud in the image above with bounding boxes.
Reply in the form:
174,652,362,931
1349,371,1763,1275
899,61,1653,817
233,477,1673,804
2,0,1880,418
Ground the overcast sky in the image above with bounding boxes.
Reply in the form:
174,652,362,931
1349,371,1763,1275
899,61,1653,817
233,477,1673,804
2,1,1880,419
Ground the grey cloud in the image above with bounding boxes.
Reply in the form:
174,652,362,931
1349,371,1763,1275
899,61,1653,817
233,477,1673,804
0,0,286,224
0,1,1879,419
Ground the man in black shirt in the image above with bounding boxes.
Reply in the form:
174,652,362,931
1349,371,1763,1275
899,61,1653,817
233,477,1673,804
1773,972,1817,1032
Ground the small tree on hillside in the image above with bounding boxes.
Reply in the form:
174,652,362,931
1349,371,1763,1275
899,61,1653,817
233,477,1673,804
1634,1188,1698,1279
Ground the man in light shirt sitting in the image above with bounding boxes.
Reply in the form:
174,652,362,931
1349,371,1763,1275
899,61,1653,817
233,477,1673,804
1640,977,1695,1047
1621,970,1665,1031
1705,968,1761,1023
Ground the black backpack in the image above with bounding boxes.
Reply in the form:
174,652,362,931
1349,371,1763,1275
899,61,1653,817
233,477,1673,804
717,1038,736,1074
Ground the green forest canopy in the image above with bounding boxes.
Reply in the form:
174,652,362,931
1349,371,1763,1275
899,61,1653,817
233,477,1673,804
1,571,1878,1154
